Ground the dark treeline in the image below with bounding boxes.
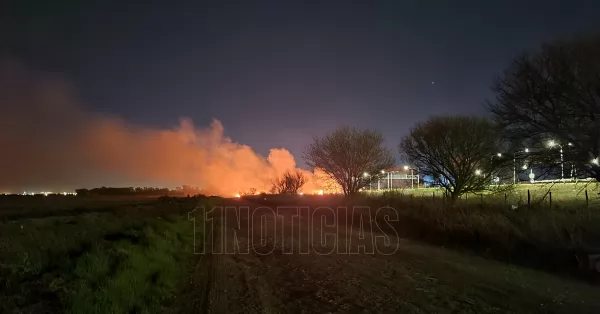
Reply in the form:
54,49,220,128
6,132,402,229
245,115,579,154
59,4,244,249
75,185,202,197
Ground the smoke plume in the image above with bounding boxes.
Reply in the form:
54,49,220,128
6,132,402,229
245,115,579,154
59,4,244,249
0,60,317,196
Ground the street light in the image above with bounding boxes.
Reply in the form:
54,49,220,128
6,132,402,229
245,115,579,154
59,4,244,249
547,140,564,180
378,170,386,190
513,148,529,184
490,153,503,184
593,158,599,166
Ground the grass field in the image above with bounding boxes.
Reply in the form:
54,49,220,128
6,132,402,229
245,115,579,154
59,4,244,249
365,181,600,208
358,190,600,280
3,193,600,313
211,196,600,313
0,196,207,313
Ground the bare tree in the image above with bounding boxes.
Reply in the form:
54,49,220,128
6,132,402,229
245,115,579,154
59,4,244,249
304,126,395,196
488,36,600,181
271,170,307,194
399,116,508,200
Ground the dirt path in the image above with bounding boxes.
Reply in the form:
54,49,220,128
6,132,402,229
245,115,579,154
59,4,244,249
172,199,600,314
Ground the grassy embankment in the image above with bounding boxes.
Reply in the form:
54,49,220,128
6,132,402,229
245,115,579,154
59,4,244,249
0,195,208,314
361,187,600,279
366,182,600,208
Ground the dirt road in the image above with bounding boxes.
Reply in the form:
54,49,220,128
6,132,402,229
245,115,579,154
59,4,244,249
171,198,600,314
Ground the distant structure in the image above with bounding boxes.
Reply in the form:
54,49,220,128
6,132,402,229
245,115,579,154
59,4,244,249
368,167,420,190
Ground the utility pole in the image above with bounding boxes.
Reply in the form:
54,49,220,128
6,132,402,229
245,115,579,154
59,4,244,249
417,170,419,188
513,154,516,185
560,147,564,180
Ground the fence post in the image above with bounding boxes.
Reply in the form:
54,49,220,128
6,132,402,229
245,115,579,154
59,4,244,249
549,191,552,209
504,193,507,205
465,193,468,205
585,189,589,208
432,192,435,200
527,189,531,209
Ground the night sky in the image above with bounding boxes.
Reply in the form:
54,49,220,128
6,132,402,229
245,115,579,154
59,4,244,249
3,0,600,168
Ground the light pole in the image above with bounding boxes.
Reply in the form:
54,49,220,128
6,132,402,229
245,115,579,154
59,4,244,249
547,141,571,180
513,148,529,184
403,166,418,189
416,168,419,188
490,153,502,184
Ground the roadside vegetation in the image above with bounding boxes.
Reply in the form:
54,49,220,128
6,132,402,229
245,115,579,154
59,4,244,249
364,182,600,207
359,188,600,280
0,196,206,314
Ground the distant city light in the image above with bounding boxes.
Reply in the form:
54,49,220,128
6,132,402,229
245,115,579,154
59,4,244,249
522,164,528,170
475,169,482,175
363,172,369,177
380,170,385,174
524,148,529,153
317,190,324,195
403,165,409,170
497,153,502,157
592,158,599,166
299,192,304,196
548,140,557,147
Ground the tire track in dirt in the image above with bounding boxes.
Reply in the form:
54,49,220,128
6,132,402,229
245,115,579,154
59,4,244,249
173,198,600,313
174,200,419,313
175,203,286,313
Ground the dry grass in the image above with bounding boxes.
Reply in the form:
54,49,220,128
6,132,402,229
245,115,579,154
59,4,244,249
359,190,600,278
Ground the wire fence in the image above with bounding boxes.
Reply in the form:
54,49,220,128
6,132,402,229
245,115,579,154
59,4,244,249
366,182,600,209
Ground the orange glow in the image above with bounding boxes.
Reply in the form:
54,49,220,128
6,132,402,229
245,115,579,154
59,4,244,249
235,193,241,198
0,62,336,196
